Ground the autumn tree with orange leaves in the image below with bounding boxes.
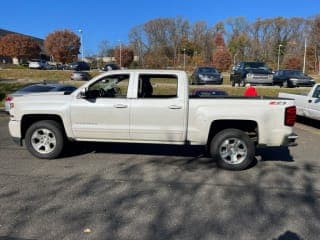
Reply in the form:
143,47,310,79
212,33,232,71
0,34,41,61
283,57,301,70
44,30,80,63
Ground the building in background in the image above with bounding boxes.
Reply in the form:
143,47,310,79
0,28,44,64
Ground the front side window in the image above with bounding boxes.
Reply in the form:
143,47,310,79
312,85,320,98
87,74,129,98
138,74,178,98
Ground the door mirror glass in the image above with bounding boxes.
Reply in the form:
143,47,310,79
79,88,87,98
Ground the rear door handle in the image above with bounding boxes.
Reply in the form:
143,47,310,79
169,105,182,109
114,104,128,108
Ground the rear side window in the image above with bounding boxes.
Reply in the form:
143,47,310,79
138,74,178,98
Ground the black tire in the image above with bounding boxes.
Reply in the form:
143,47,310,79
210,128,255,170
25,120,65,159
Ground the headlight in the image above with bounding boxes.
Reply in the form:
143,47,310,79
246,73,253,79
199,74,204,79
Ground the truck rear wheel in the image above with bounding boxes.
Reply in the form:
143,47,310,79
210,128,255,170
25,120,65,159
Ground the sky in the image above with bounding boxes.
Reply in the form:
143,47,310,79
1,0,319,55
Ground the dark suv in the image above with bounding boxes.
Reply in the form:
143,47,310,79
65,61,90,71
230,61,273,86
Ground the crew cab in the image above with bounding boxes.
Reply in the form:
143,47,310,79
8,70,297,170
279,83,320,121
230,62,273,87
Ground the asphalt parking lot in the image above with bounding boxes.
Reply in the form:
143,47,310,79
0,113,320,240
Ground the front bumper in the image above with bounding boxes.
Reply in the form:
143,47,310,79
246,78,273,85
197,78,223,85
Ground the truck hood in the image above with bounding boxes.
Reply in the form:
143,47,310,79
12,91,73,108
15,91,72,98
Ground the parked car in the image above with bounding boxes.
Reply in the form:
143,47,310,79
273,69,316,88
28,59,47,69
101,63,120,71
279,83,320,121
190,67,223,85
44,62,64,70
8,69,297,170
190,88,228,98
5,83,77,112
70,71,91,81
230,61,273,86
65,61,90,71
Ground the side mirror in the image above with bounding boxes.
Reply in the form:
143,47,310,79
79,88,88,98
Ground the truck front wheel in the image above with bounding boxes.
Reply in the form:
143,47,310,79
25,120,65,159
210,128,255,170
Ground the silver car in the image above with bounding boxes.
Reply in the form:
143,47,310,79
29,59,47,69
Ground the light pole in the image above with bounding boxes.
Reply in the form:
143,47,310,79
303,38,307,74
119,40,122,68
277,44,283,70
183,48,186,70
78,29,84,61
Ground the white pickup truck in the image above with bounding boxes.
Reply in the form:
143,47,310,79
279,83,320,121
8,70,297,170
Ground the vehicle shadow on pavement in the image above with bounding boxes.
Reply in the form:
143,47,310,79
63,142,207,158
273,230,304,240
297,116,320,129
256,147,294,162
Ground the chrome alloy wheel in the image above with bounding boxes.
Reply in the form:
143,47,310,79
31,128,57,154
219,138,248,165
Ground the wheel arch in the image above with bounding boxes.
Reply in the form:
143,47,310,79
207,120,258,147
21,114,66,140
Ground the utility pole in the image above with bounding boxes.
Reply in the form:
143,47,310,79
303,38,307,74
78,29,84,61
277,44,283,70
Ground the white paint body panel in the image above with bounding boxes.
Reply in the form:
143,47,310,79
9,70,295,148
279,84,320,121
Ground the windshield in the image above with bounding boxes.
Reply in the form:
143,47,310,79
244,62,268,70
284,70,305,77
198,67,218,74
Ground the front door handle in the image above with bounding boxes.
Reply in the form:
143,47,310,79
308,99,312,103
114,104,128,108
169,105,182,109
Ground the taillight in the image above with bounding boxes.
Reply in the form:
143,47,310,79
285,106,296,126
5,95,13,101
